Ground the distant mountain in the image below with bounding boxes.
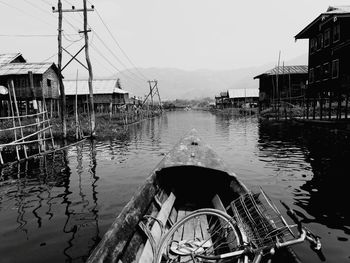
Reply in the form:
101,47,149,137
115,53,308,100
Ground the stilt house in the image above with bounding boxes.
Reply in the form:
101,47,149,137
228,89,259,108
63,79,129,114
254,66,308,110
0,53,60,117
295,6,350,119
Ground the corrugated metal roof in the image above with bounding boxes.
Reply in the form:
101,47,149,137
0,53,25,64
254,65,308,79
228,88,259,99
0,62,55,76
63,79,129,95
326,6,350,14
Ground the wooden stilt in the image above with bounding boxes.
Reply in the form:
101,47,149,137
7,82,20,161
345,92,349,119
312,96,316,120
337,93,342,119
328,92,332,119
0,149,4,165
9,80,28,159
306,97,310,119
320,93,323,120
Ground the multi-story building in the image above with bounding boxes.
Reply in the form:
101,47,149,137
295,6,350,118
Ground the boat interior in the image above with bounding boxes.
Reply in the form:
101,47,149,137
119,165,246,263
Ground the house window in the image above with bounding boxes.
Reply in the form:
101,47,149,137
317,34,323,50
315,65,322,82
333,24,340,42
332,59,339,78
47,79,52,87
324,29,330,47
309,68,315,83
310,38,316,53
323,63,330,80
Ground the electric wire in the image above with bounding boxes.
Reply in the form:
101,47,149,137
93,7,149,81
90,41,146,88
90,30,147,83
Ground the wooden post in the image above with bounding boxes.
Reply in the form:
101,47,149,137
42,89,55,150
50,99,53,118
75,70,80,140
83,0,96,136
312,94,316,120
328,92,332,119
319,93,323,120
337,93,342,119
306,97,310,119
28,71,43,152
7,81,20,161
57,0,67,138
9,80,28,159
345,92,349,119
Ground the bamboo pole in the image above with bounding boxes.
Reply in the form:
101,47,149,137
41,83,47,151
0,111,47,121
0,126,53,147
1,137,54,147
9,80,28,159
28,72,43,152
43,97,55,149
7,82,20,160
0,119,50,132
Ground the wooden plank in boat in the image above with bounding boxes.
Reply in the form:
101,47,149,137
139,192,176,263
168,206,178,229
199,214,214,252
212,194,237,251
180,210,195,262
194,213,203,241
169,210,186,262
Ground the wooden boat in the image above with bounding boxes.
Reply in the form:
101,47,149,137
87,129,301,263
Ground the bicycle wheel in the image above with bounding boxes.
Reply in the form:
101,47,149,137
155,208,243,263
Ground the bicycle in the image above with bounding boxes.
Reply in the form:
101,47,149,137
154,188,322,263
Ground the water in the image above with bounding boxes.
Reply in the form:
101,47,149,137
0,111,349,262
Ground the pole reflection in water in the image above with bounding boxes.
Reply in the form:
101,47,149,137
0,141,102,262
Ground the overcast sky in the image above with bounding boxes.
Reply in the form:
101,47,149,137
1,0,349,79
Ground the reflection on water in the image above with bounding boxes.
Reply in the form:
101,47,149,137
0,111,349,262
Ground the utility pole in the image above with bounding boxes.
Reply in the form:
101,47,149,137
53,1,95,136
83,0,96,136
56,0,67,138
148,80,154,108
143,80,162,111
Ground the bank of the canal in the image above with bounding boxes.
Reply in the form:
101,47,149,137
0,110,349,262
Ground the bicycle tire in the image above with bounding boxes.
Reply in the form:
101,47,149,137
155,208,244,263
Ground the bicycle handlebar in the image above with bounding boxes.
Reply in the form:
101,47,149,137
280,201,322,251
276,229,307,248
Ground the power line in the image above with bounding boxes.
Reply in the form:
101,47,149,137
91,29,148,83
90,42,145,88
0,0,56,28
59,0,149,82
93,7,149,81
0,33,79,37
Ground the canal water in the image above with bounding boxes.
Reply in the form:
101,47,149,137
0,110,349,262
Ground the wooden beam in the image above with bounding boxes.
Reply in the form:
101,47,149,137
139,192,176,263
